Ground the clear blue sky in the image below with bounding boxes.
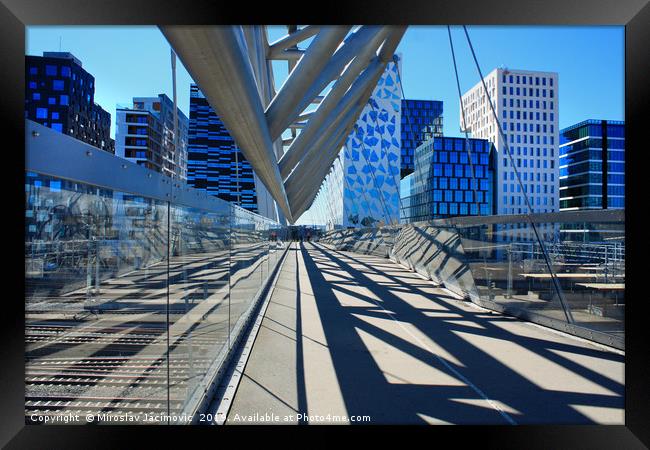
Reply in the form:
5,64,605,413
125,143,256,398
26,25,624,140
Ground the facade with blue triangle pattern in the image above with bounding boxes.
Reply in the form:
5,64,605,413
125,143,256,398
315,56,403,229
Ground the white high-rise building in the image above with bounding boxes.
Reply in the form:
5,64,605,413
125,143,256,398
461,68,559,215
116,94,189,181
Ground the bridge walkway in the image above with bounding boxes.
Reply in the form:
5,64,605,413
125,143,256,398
226,242,624,425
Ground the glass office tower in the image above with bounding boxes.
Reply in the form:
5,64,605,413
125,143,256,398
400,99,443,178
187,84,258,213
25,52,114,154
401,136,494,223
559,119,625,210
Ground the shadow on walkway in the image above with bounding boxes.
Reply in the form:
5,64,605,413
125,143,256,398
297,242,623,424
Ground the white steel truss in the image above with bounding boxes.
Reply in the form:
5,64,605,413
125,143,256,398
160,25,406,223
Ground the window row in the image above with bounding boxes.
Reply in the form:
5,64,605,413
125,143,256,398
502,98,555,111
503,195,554,206
503,183,555,194
502,170,555,183
505,133,555,145
502,74,554,87
503,157,555,169
504,121,555,133
414,176,488,190
502,86,554,98
431,164,489,178
502,110,554,121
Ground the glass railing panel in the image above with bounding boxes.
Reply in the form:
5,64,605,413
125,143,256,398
450,211,624,347
25,124,290,423
269,222,288,272
552,219,625,339
228,206,267,338
333,210,623,348
25,173,171,423
259,218,269,290
456,221,569,321
167,203,231,419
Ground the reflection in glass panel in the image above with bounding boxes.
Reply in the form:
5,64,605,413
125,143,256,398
229,206,268,337
25,173,171,423
451,217,624,341
25,172,289,424
168,203,231,417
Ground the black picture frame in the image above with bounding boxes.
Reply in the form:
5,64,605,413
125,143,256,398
1,0,648,447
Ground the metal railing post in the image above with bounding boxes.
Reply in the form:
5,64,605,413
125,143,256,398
86,231,92,299
507,244,513,299
603,245,609,283
95,239,100,296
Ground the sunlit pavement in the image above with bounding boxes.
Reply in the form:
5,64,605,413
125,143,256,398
226,242,624,425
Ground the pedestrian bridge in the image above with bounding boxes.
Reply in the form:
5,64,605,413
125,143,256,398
224,242,624,425
25,119,625,425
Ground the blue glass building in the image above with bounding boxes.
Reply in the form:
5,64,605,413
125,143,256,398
25,52,114,154
187,84,258,212
559,119,625,210
400,99,443,179
400,136,494,223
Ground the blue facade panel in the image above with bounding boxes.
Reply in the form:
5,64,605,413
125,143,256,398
400,99,443,178
401,136,494,222
559,119,625,210
187,84,258,212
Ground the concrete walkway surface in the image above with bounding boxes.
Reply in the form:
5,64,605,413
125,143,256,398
226,242,624,425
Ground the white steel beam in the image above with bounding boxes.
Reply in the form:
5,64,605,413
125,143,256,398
160,25,293,222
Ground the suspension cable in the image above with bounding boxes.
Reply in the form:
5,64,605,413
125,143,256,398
447,26,483,219
393,57,441,223
461,25,573,323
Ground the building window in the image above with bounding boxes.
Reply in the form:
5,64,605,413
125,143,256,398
53,79,64,91
29,67,38,75
48,97,56,105
61,66,71,77
36,108,48,119
51,123,63,133
32,92,40,100
60,95,69,105
29,81,37,89
45,65,57,76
